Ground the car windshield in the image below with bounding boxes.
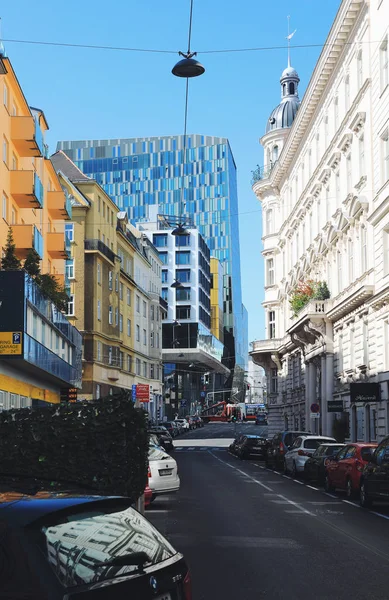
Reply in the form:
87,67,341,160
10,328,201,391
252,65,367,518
284,432,307,447
35,502,176,588
326,445,344,456
149,447,171,461
304,438,335,449
247,438,265,446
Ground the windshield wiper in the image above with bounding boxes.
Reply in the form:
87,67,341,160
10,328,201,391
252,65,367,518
99,551,151,572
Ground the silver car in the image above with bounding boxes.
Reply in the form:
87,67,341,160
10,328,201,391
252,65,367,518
284,435,336,477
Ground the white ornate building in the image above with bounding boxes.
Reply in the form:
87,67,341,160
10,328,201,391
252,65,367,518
250,0,389,441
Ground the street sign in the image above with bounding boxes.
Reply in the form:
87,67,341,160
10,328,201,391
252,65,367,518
350,383,380,403
310,403,320,413
131,384,137,402
60,388,78,403
0,331,22,356
180,400,187,407
328,400,344,412
311,413,320,419
136,384,150,402
200,391,206,398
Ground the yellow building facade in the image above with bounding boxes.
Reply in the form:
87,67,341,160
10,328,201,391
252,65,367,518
210,257,224,344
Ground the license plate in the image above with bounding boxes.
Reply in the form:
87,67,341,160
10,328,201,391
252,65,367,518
159,469,173,476
155,594,171,600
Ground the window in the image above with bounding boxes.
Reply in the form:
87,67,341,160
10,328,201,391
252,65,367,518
119,282,123,300
96,384,101,399
153,234,168,247
176,251,190,265
67,295,74,316
270,368,278,394
346,154,352,192
115,307,119,326
357,50,363,89
176,287,191,301
382,130,389,184
97,341,102,362
3,83,8,108
143,329,147,345
175,235,191,247
176,269,191,283
65,223,74,242
41,321,46,345
268,310,276,339
361,226,368,272
359,135,365,178
108,271,113,290
151,331,154,347
2,137,8,166
97,300,101,321
337,251,343,292
143,362,147,378
108,306,113,325
176,305,191,319
161,270,168,283
127,319,131,337
143,300,147,317
161,288,168,301
97,262,101,284
266,258,275,286
150,364,155,379
108,346,113,365
159,252,168,265
115,274,119,292
66,259,74,280
380,36,388,92
348,239,354,283
1,194,7,221
266,209,274,235
119,313,123,332
127,354,132,372
136,358,141,375
136,295,140,312
156,332,160,348
103,203,106,218
136,325,140,342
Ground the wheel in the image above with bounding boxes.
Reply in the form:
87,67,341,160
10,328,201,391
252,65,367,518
346,478,354,499
324,474,335,493
291,462,297,478
283,459,288,475
360,480,373,508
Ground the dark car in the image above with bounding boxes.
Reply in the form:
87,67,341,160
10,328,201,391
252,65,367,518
360,436,389,507
149,426,174,452
255,414,268,426
158,421,178,438
229,435,269,460
266,431,311,471
304,443,345,485
0,489,192,599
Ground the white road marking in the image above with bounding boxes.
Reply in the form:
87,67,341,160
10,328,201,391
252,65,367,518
273,471,282,476
342,500,360,508
370,511,389,521
306,485,319,491
285,510,315,515
324,492,338,499
308,501,343,505
277,494,315,516
145,509,171,514
293,479,304,485
209,452,273,492
282,475,291,480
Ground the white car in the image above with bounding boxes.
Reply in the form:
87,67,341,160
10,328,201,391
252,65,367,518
284,435,336,477
175,418,190,431
148,446,180,499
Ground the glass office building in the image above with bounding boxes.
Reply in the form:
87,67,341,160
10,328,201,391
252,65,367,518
57,135,248,397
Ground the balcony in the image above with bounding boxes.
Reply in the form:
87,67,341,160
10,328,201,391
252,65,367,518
10,170,44,209
250,338,282,353
47,191,72,220
251,162,277,186
47,232,70,259
11,224,43,259
10,116,44,157
85,239,116,264
250,338,283,370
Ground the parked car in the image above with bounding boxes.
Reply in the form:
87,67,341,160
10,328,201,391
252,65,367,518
144,484,153,507
158,421,178,438
0,487,191,599
148,446,180,500
358,436,389,507
265,431,311,471
255,414,268,426
186,416,196,429
175,418,190,431
192,416,204,428
304,443,346,485
149,426,174,452
284,435,336,477
229,435,269,460
325,443,377,497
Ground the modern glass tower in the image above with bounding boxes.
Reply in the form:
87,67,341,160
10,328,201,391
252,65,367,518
57,135,248,399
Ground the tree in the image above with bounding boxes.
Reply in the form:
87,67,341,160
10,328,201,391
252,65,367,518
1,227,21,271
24,248,41,279
39,273,69,312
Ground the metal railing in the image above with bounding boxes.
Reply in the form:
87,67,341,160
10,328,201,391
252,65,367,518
85,239,116,263
251,161,278,185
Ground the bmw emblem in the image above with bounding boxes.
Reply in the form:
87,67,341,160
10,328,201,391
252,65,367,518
150,576,158,592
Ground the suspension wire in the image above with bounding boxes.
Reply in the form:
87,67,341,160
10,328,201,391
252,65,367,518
179,77,190,222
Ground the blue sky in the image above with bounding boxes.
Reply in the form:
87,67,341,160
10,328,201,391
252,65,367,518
2,0,340,343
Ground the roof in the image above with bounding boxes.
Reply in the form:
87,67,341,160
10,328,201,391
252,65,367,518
50,150,91,182
266,97,300,134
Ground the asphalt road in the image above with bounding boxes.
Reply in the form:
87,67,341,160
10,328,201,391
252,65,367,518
148,423,389,600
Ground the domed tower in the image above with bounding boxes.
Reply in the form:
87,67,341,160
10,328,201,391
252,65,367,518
262,62,301,168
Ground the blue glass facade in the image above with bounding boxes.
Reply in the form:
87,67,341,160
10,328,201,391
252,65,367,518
57,135,248,394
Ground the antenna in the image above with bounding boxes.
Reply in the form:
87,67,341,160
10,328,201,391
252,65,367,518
286,15,297,68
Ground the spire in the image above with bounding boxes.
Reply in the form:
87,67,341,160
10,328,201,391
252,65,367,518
286,16,296,69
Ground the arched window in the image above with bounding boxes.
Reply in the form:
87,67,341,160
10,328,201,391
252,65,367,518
289,82,295,95
283,83,287,96
272,145,279,162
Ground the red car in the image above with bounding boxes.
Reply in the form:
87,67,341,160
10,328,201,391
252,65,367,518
324,442,377,497
144,484,153,508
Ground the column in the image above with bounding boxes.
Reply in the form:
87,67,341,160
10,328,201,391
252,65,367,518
321,355,326,436
305,362,311,431
325,354,334,438
309,361,317,434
